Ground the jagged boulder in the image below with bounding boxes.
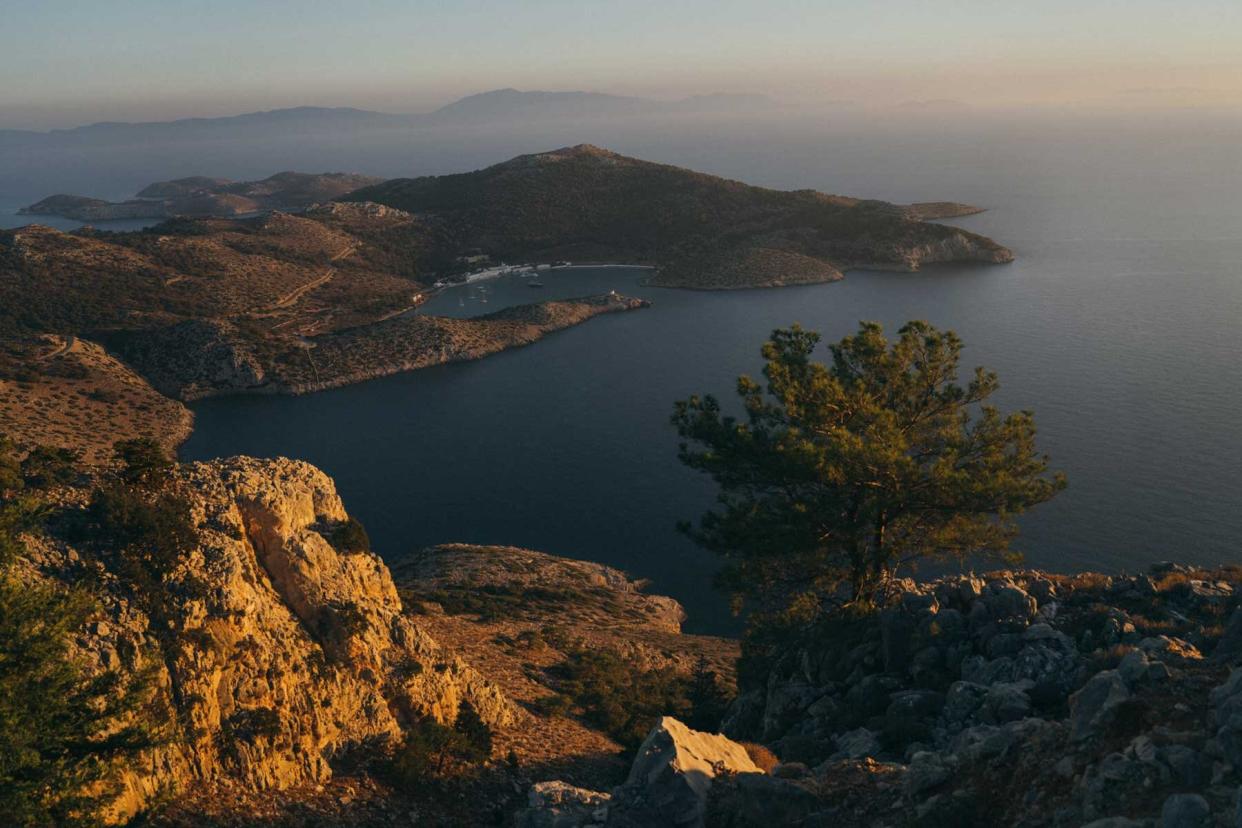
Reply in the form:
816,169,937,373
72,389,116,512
1069,670,1131,740
606,716,762,827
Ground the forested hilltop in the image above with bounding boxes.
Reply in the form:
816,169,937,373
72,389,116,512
343,144,1013,288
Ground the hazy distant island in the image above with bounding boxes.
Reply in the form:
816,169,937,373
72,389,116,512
1,145,1010,460
18,171,383,222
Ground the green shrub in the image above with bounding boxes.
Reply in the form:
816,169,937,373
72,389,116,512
0,434,23,494
0,503,165,826
329,516,371,554
384,702,493,785
84,482,196,620
224,707,283,743
21,446,81,489
112,438,173,486
453,700,493,764
87,483,195,571
541,649,693,749
685,655,732,732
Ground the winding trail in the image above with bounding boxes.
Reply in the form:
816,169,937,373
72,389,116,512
260,244,356,314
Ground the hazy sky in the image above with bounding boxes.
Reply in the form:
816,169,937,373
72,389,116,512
4,0,1241,128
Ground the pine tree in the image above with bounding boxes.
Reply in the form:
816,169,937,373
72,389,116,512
673,321,1065,617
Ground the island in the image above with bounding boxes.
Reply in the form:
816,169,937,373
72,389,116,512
18,171,383,221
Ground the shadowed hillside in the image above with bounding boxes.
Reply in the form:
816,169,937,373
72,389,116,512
343,144,1012,288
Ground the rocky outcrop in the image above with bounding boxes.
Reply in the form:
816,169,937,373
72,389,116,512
717,566,1239,825
519,716,763,828
19,456,512,821
396,543,686,634
608,716,761,827
112,319,268,400
517,781,612,828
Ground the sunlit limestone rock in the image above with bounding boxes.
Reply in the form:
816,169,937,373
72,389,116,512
20,456,512,822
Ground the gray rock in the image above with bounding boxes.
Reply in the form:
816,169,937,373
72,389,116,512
982,681,1033,724
772,761,810,779
904,750,953,797
1217,723,1242,769
1081,819,1144,828
610,716,762,828
952,724,1017,764
835,727,881,759
957,576,985,604
1158,744,1205,786
983,581,1038,625
1217,610,1242,664
987,632,1026,658
1119,649,1151,685
1212,668,1242,708
1160,792,1209,828
702,772,825,828
942,681,988,725
888,689,945,719
760,680,820,740
880,607,917,673
961,654,1017,685
1069,670,1131,740
517,781,610,828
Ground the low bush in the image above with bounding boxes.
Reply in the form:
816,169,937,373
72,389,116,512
21,446,81,489
0,491,165,826
540,648,695,749
329,516,371,554
383,701,494,786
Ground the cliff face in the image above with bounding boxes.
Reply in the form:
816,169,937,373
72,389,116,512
20,457,512,821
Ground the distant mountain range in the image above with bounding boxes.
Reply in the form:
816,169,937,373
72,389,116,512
0,89,778,147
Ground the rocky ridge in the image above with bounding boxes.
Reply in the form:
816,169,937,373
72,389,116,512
710,566,1242,826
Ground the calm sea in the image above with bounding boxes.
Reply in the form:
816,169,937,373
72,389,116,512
6,111,1240,634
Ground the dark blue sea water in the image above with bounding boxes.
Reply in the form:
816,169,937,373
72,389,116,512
7,112,1240,634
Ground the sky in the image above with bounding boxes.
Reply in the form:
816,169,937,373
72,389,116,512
3,0,1241,128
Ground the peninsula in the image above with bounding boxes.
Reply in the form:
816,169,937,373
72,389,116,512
1,146,1011,461
344,144,1012,289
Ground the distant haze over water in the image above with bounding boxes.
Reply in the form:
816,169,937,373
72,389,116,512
10,109,1237,635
